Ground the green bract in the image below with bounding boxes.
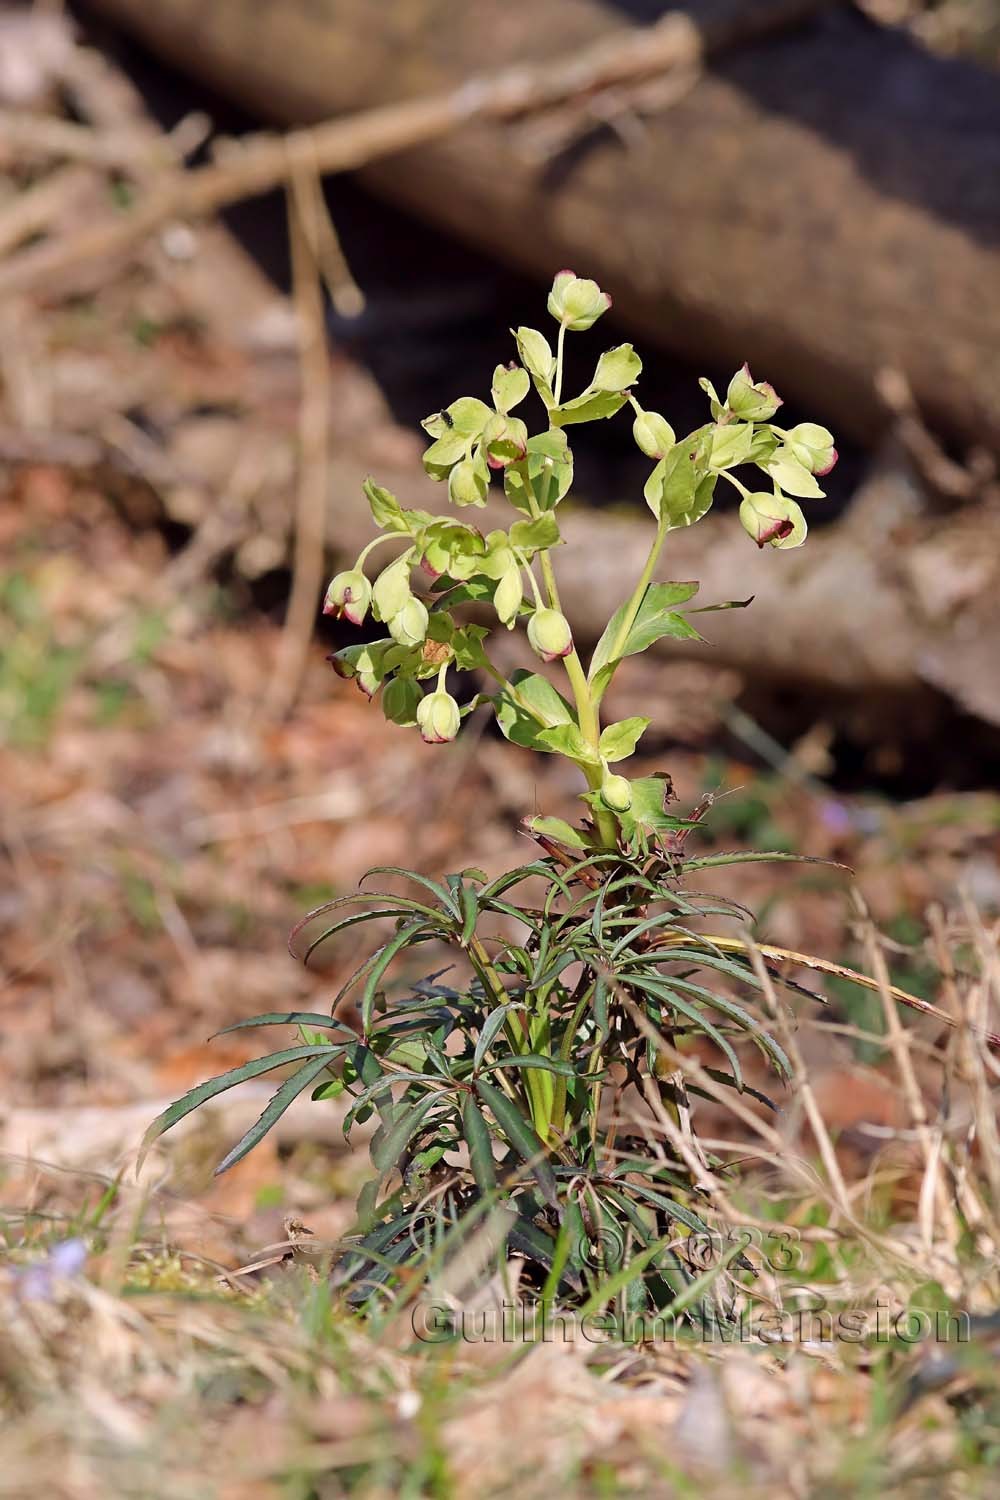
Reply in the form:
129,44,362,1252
151,275,850,1319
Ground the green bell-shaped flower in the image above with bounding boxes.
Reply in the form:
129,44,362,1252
726,364,782,421
447,455,490,508
417,689,461,744
323,569,371,626
738,492,807,550
784,422,838,476
372,552,413,622
527,607,573,662
546,270,612,332
632,409,675,460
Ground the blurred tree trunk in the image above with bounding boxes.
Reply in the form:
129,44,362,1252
87,0,1000,451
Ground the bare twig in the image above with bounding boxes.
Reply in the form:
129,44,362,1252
0,107,180,169
0,163,96,258
261,165,333,721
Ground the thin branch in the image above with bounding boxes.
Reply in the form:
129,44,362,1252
261,164,333,721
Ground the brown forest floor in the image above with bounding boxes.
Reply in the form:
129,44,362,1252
3,6,1000,1497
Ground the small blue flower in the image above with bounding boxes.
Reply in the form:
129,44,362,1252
15,1238,87,1302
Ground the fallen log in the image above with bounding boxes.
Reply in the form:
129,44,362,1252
84,0,1000,452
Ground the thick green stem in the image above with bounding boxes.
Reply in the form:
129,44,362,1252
356,532,404,568
590,517,669,710
552,320,568,406
550,980,595,1136
470,931,544,1121
536,544,618,848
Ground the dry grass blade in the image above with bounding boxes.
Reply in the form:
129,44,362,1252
652,930,1000,1047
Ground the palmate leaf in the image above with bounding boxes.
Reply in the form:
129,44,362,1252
339,1207,424,1264
474,1078,558,1208
289,897,447,966
627,973,744,1089
137,1044,346,1172
695,1068,777,1111
361,920,430,1033
212,1012,355,1039
645,971,792,1078
682,850,852,874
478,1054,577,1078
473,1001,527,1072
614,1179,711,1238
653,972,791,1080
214,1053,343,1175
361,866,465,920
344,1070,445,1133
462,1095,498,1193
371,1091,452,1177
508,1217,583,1292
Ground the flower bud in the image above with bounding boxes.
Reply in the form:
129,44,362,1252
323,569,371,625
483,414,527,471
372,553,413,622
527,607,573,662
784,422,837,476
546,270,612,332
632,409,676,460
738,493,807,550
726,364,782,421
601,773,633,812
447,456,489,507
494,564,523,626
388,596,429,647
416,689,461,744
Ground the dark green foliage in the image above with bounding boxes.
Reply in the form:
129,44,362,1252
142,841,835,1311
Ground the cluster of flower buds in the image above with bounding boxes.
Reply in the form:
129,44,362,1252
324,270,838,841
635,362,840,550
420,375,532,505
330,547,430,647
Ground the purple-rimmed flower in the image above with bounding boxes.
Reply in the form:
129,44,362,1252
323,569,371,626
546,271,612,332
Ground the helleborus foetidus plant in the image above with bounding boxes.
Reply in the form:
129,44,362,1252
144,275,855,1314
320,280,834,846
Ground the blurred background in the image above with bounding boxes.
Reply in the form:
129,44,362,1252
2,0,1000,1246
